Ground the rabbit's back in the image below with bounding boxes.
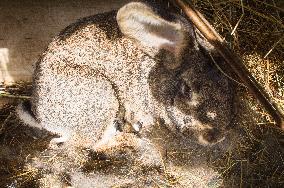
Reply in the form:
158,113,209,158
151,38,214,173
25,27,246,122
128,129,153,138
31,10,159,144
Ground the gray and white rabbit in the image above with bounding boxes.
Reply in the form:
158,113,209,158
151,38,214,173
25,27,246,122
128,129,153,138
16,1,235,187
17,1,233,149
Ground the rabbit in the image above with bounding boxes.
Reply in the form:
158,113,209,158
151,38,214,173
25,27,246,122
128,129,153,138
17,1,233,149
15,1,235,187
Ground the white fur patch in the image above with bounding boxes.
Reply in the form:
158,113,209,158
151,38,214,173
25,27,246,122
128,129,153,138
16,103,42,130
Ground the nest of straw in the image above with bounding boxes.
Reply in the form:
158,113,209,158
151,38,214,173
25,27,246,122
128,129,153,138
193,0,284,117
0,0,283,187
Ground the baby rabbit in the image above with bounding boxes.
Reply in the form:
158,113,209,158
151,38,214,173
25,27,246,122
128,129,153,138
17,1,233,149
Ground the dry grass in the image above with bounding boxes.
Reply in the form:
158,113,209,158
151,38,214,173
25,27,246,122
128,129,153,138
192,0,283,115
0,0,284,187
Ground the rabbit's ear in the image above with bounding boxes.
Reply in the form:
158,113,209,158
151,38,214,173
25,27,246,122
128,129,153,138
117,2,186,56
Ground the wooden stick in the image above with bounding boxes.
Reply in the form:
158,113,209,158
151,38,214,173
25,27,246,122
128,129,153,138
174,0,284,130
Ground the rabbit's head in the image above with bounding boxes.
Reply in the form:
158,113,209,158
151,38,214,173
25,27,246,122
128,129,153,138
117,2,233,145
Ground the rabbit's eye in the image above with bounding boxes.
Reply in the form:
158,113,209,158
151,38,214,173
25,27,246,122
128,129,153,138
180,81,192,99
